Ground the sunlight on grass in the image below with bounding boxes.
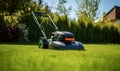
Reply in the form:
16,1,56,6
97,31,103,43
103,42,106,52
0,44,120,71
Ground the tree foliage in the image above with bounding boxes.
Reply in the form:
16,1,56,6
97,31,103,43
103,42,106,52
0,0,44,42
0,0,32,15
56,0,71,15
76,0,100,21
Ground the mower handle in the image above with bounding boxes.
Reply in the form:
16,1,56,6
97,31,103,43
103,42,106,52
32,12,59,39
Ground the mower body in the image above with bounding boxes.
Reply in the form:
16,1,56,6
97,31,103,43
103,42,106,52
39,31,84,50
50,31,84,50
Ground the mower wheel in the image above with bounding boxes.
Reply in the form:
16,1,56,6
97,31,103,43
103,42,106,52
38,37,49,49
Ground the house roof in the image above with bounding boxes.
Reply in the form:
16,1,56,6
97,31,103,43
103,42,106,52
105,6,120,16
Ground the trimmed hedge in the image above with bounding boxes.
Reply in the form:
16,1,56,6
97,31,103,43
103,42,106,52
20,14,120,43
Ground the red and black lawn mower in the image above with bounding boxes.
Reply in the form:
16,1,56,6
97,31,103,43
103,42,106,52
32,12,84,50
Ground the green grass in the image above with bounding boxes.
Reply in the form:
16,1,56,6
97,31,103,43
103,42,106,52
0,44,120,71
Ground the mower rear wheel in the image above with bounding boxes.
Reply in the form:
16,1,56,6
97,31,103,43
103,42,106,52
38,37,49,49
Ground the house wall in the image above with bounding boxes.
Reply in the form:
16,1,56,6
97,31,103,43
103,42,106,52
116,7,120,19
105,8,116,21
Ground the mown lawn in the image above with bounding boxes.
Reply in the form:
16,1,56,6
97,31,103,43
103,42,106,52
0,44,120,71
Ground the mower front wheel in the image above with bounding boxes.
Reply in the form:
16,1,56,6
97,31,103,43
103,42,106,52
38,37,49,49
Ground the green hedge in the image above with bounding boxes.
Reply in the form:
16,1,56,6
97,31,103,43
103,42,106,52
21,14,120,43
55,16,120,43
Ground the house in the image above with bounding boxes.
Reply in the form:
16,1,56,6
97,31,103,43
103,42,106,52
104,6,120,22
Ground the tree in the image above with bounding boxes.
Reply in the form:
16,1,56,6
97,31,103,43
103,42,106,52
0,0,44,42
0,0,34,26
56,0,71,15
0,0,32,15
76,0,100,21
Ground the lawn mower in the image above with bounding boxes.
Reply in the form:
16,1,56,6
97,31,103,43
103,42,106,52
32,12,84,50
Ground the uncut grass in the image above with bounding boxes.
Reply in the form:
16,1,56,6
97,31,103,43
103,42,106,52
0,44,120,71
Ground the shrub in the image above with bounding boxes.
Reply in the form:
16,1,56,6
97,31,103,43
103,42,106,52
21,13,41,42
0,25,20,42
18,23,29,42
